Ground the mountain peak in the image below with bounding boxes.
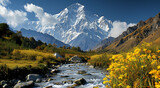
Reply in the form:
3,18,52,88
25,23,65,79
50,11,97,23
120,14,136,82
72,3,84,7
67,3,84,11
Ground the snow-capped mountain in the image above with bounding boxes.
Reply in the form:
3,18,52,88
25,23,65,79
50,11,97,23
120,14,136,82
33,3,113,50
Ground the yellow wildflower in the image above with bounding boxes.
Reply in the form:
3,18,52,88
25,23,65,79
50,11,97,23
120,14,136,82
157,50,160,53
149,69,157,74
103,81,109,84
146,50,151,53
141,65,147,69
143,49,147,52
134,48,141,54
157,66,160,69
103,77,107,80
126,85,131,88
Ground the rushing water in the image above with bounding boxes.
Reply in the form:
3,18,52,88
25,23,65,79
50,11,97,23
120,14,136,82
35,63,106,88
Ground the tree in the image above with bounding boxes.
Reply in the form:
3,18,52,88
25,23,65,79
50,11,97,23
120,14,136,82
62,45,66,49
52,43,57,48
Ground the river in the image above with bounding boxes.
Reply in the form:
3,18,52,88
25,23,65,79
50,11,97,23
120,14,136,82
35,63,106,88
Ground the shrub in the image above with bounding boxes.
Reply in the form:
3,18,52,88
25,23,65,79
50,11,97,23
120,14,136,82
88,53,112,68
103,43,160,88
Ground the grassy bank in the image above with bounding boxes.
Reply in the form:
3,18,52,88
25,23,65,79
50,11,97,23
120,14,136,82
88,53,112,68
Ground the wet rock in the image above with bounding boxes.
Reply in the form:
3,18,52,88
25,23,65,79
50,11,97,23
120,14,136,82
47,78,55,82
0,80,8,86
89,65,94,68
10,79,20,85
77,70,87,75
13,81,34,88
53,82,62,85
3,84,11,88
50,69,60,73
62,80,73,84
74,78,87,85
69,55,83,63
67,85,76,88
44,85,52,88
26,74,41,81
17,80,21,84
35,78,41,83
60,75,69,78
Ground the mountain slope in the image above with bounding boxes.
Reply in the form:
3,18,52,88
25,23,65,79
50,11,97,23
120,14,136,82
94,37,115,50
103,13,160,52
21,28,70,48
34,3,112,50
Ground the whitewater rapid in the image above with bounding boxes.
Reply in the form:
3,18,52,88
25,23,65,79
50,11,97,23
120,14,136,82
35,63,106,88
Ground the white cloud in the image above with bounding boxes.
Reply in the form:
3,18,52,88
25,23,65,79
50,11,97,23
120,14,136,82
0,5,28,28
24,3,57,27
109,21,136,38
0,0,10,6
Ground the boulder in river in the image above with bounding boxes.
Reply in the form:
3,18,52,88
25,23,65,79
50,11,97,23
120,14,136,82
13,81,34,88
62,80,73,84
54,53,63,58
69,55,83,63
74,78,87,85
26,74,41,81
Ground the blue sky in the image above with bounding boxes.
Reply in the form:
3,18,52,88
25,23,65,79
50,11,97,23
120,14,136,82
0,0,160,30
7,0,160,23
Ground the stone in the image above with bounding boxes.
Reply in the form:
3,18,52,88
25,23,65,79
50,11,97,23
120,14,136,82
44,85,52,88
53,82,62,85
35,78,41,83
62,80,73,84
77,70,87,75
3,84,11,88
89,65,94,68
47,78,55,82
26,74,41,81
0,80,7,86
50,69,60,73
69,55,83,63
74,78,87,85
54,53,63,58
13,81,34,88
60,75,69,78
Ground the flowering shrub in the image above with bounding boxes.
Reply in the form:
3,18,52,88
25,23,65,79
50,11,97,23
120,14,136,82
103,43,160,88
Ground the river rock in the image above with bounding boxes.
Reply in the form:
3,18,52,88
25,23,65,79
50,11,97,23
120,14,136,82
74,78,87,85
47,78,55,82
60,75,69,78
50,69,60,73
44,85,52,88
62,80,73,84
77,70,87,75
0,80,8,86
69,55,83,63
35,78,41,83
13,81,34,88
53,82,62,85
89,65,94,68
26,74,41,81
3,84,11,88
